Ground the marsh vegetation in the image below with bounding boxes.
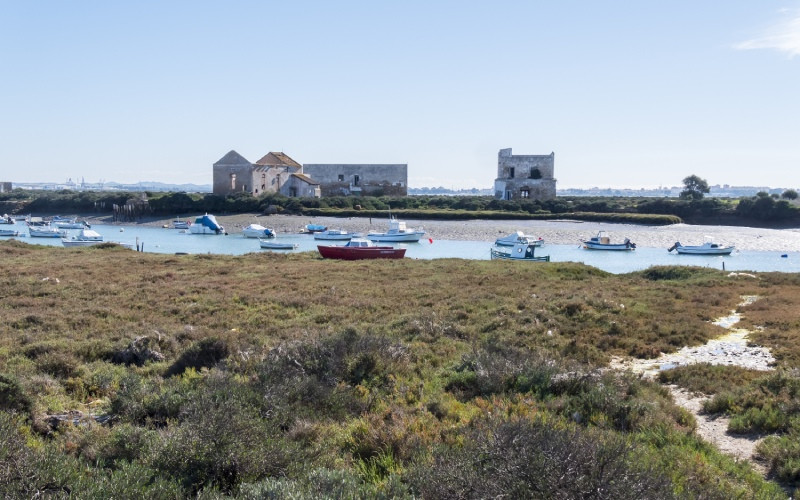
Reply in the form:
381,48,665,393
2,240,800,497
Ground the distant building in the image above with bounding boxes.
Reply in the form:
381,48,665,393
212,151,320,198
0,182,11,193
302,164,408,196
493,148,556,201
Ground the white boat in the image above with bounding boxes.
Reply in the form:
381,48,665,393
495,231,544,247
242,223,275,238
668,241,734,255
259,239,298,250
53,219,90,229
582,231,636,251
367,217,425,242
0,228,19,237
61,229,104,247
189,214,225,235
28,225,67,238
313,229,361,240
171,218,191,230
0,214,14,224
490,240,550,261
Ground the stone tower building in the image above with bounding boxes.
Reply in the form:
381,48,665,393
493,148,556,201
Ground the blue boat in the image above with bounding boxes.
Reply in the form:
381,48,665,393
189,214,225,235
305,224,327,233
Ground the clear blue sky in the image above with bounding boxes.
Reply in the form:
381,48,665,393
2,1,799,189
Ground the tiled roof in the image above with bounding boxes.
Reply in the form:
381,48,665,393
291,173,319,185
254,152,301,168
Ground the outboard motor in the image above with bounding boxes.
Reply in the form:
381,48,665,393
667,242,680,252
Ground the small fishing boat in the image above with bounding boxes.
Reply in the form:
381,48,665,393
0,228,19,237
313,229,361,240
28,224,67,238
495,231,544,247
366,217,425,242
61,229,104,247
304,224,328,233
318,238,406,260
189,214,226,235
259,239,299,250
0,214,14,224
582,231,636,251
52,219,91,229
242,223,275,238
171,218,191,230
668,241,734,255
490,239,550,261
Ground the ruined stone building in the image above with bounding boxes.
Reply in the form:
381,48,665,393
212,151,320,198
493,148,556,201
302,164,408,196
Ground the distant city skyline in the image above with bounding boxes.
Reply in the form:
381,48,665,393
2,2,799,190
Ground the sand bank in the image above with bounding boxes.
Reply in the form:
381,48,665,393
83,213,800,252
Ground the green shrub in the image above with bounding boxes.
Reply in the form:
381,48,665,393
165,337,229,377
0,373,32,414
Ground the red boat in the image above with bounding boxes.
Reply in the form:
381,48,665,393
317,238,406,260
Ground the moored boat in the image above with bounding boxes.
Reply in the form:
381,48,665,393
495,231,544,247
318,238,406,260
490,240,550,261
189,214,226,235
304,224,328,233
259,239,299,250
171,218,191,230
668,241,734,255
52,219,91,229
0,214,14,224
366,217,425,242
61,229,105,247
28,224,67,238
242,223,275,238
582,231,636,251
313,229,361,240
0,228,19,237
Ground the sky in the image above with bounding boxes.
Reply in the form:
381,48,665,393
2,1,799,190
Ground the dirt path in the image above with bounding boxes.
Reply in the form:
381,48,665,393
611,295,773,473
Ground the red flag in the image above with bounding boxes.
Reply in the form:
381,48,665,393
428,238,433,244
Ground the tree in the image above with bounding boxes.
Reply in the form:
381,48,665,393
680,175,710,200
782,189,798,200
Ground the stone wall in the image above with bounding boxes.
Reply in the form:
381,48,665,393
303,164,408,196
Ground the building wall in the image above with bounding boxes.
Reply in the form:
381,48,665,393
280,176,321,198
302,164,407,196
250,166,300,196
213,153,255,196
0,182,11,193
493,148,556,200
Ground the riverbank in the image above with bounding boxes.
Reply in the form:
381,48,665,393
74,213,800,252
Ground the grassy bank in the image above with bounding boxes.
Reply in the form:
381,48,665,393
2,240,799,497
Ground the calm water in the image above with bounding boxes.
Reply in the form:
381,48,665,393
7,222,800,274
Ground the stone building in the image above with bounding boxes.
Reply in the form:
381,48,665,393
302,164,408,196
493,148,556,201
212,150,320,198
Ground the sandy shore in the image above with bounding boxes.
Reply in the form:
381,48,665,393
78,213,800,252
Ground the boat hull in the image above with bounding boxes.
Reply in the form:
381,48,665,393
260,240,298,250
582,242,635,251
366,232,425,242
0,229,19,237
674,247,734,255
317,245,406,260
29,229,67,238
490,248,550,261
